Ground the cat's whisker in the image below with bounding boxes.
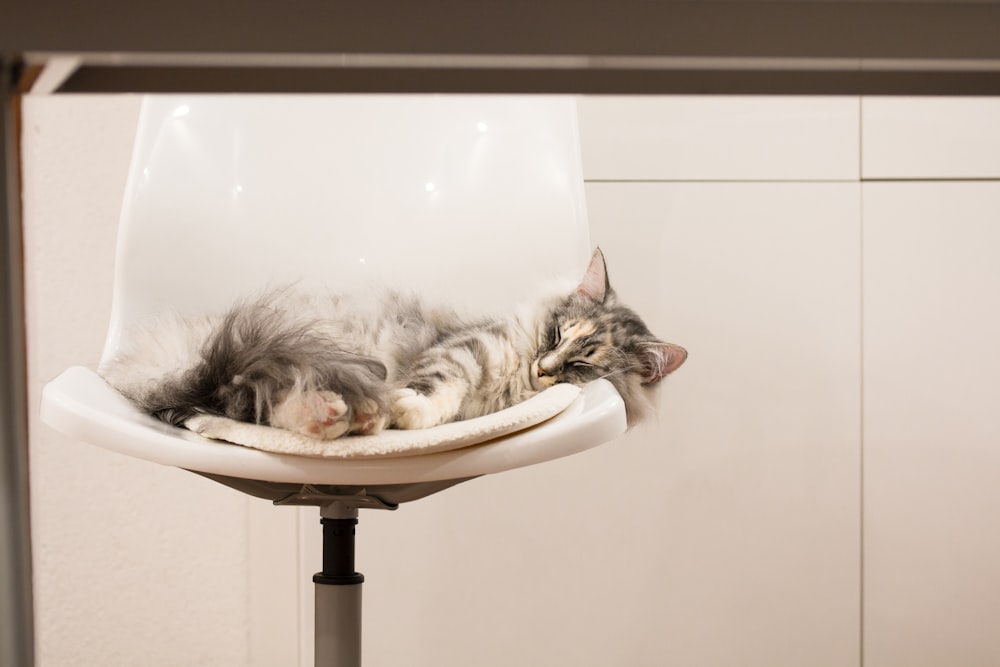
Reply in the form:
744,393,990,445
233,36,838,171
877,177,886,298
595,365,641,383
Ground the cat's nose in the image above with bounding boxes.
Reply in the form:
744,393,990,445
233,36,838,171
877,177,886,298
537,355,559,377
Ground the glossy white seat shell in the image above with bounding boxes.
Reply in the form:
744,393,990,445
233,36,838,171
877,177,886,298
41,95,627,488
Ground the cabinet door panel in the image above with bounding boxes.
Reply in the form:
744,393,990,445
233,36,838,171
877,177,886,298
862,98,1000,179
580,96,860,181
582,182,860,667
864,182,1000,666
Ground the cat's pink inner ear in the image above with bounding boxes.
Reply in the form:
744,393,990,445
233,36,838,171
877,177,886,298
640,343,688,384
576,248,609,303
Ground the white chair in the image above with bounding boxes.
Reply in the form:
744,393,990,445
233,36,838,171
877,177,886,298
40,95,627,667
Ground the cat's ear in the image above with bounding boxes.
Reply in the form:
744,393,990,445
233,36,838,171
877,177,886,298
576,247,611,304
637,342,688,385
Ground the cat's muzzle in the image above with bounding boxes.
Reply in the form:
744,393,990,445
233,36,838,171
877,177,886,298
530,359,557,390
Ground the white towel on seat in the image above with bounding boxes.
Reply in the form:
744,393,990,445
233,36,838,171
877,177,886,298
185,383,580,459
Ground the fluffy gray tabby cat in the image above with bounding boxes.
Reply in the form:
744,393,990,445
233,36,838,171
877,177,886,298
102,249,687,440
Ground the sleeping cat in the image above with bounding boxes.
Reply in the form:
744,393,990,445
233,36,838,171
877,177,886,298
101,248,687,440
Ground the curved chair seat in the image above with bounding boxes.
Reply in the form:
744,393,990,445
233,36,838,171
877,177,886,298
37,94,626,666
43,366,626,491
36,94,624,499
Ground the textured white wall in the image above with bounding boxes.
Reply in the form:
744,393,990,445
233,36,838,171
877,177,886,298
22,96,253,667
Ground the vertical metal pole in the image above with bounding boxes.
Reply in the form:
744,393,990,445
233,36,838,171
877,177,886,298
0,55,36,667
314,504,364,667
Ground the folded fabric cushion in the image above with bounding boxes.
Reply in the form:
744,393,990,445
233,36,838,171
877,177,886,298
185,383,581,459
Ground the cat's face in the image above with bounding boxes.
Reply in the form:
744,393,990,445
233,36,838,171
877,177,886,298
532,315,618,389
530,299,682,391
530,249,687,423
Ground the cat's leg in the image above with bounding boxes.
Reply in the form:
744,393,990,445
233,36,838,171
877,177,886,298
269,389,389,439
222,351,392,440
391,385,468,430
326,357,392,436
392,336,485,429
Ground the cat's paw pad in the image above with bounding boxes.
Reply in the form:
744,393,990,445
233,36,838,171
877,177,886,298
391,388,444,430
270,390,351,440
348,398,388,436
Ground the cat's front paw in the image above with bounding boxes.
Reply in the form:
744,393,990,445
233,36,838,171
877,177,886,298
270,390,352,440
391,388,446,430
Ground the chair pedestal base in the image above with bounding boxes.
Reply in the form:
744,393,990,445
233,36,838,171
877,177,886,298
315,581,363,667
313,508,365,667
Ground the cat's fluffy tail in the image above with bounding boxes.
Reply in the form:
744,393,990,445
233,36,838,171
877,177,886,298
103,294,388,429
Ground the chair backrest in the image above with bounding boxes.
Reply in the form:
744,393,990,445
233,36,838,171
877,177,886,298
102,95,591,363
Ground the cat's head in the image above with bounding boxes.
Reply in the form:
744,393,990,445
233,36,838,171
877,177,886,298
530,248,687,424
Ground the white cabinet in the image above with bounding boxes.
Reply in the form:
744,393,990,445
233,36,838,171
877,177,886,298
863,182,1000,667
580,96,860,181
578,95,1000,667
862,98,1000,666
862,97,1000,179
587,182,862,667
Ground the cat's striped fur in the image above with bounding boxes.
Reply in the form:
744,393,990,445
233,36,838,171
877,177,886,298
101,249,687,440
